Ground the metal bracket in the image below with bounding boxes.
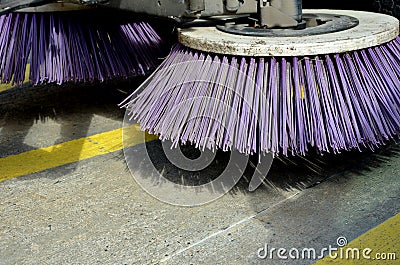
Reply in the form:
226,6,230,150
260,4,298,27
189,0,205,13
0,0,99,14
79,0,108,4
0,0,53,14
259,0,301,28
102,0,258,18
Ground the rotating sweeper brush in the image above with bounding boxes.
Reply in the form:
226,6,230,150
121,0,400,158
0,1,168,86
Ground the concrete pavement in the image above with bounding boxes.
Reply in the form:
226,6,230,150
0,83,398,264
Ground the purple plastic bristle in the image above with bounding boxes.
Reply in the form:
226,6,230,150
122,36,400,157
0,12,166,86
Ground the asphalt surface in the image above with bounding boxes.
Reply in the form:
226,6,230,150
0,82,399,264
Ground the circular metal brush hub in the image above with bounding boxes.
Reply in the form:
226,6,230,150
178,9,400,56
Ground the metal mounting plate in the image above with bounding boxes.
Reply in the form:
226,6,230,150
178,9,400,56
17,3,92,12
216,13,360,37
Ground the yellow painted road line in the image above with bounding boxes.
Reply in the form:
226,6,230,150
0,124,158,182
316,213,399,264
0,64,30,92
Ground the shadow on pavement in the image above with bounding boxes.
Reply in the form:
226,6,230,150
130,137,400,198
0,78,142,179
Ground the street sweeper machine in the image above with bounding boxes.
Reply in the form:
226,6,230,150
1,0,400,173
